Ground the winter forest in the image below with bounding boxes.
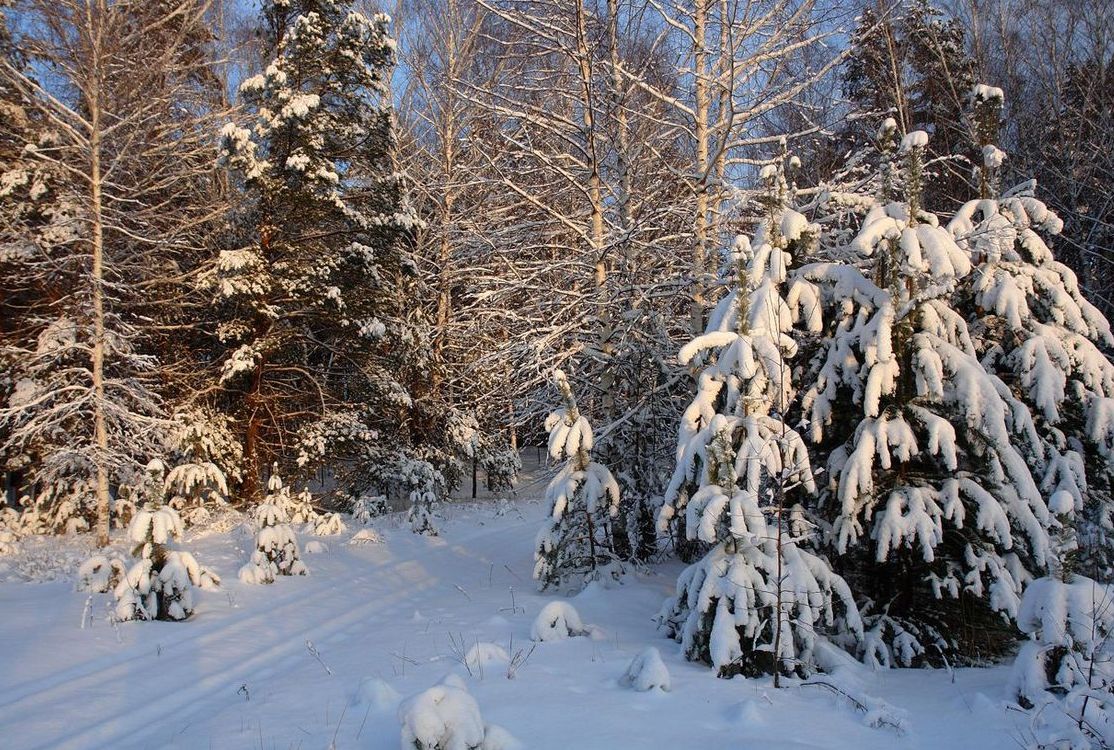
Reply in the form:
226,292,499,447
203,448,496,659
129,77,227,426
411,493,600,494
0,0,1112,747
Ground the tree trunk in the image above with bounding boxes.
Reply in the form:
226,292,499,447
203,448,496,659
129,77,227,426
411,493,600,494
691,0,710,335
90,68,111,548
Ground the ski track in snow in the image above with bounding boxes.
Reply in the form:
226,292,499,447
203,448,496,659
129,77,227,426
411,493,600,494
0,505,1028,750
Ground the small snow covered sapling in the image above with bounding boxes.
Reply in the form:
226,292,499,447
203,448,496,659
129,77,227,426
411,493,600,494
0,509,19,555
262,466,317,526
164,408,239,526
0,527,17,556
113,460,218,621
239,473,308,584
533,370,622,591
399,457,445,536
351,493,388,525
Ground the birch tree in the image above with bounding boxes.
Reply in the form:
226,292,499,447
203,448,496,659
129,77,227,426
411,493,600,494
0,0,229,544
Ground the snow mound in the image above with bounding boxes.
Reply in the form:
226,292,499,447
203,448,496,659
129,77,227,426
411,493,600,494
621,647,670,691
349,528,383,545
398,677,518,750
530,601,593,642
304,541,328,554
464,642,511,673
351,676,400,711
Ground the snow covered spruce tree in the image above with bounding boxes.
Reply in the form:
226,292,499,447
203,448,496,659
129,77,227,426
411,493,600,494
657,156,862,680
212,0,418,504
114,460,218,622
948,85,1114,580
239,470,307,584
793,122,1053,664
533,370,622,591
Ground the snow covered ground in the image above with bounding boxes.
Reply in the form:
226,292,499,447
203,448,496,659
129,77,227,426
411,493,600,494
0,492,1029,749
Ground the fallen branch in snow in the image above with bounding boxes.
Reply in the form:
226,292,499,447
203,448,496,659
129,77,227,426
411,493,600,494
800,680,907,733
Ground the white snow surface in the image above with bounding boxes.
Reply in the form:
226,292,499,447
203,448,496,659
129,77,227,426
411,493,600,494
0,497,1032,749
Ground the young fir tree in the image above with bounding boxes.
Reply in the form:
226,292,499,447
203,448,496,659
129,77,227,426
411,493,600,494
239,470,307,584
658,156,862,679
212,0,418,504
533,370,622,591
793,123,1053,664
947,85,1114,580
114,460,218,621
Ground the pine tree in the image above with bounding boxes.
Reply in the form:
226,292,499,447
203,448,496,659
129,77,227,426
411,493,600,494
658,155,862,679
533,370,622,591
948,85,1114,580
794,125,1053,664
212,0,418,503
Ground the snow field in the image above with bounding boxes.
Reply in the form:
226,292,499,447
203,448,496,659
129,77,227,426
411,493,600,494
0,502,1029,749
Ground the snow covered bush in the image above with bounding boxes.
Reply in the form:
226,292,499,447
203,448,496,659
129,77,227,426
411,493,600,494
0,507,19,555
948,85,1114,581
238,476,308,584
658,155,862,679
530,601,593,642
533,370,622,591
1008,493,1114,747
463,642,511,675
398,675,517,750
112,466,217,622
794,123,1053,663
621,647,670,692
